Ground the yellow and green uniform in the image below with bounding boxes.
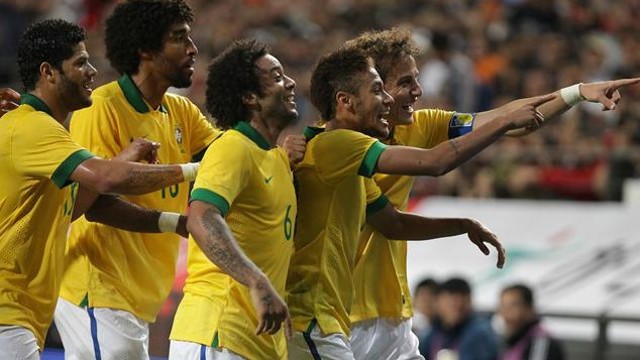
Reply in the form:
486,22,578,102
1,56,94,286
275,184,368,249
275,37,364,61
60,75,219,321
170,121,296,359
350,110,474,323
286,127,389,337
0,94,94,348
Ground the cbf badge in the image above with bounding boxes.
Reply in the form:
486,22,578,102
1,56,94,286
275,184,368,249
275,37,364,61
174,126,186,154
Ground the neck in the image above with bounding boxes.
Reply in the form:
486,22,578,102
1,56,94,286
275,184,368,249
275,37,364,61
31,88,68,124
324,116,352,132
248,117,282,147
130,67,171,110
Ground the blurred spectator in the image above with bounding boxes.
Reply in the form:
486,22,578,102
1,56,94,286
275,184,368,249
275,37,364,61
419,277,499,360
498,284,565,360
412,278,439,337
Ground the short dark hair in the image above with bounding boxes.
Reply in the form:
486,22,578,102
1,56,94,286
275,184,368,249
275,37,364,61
345,28,422,83
310,47,373,120
438,277,472,296
415,278,438,294
17,19,86,92
105,0,194,75
502,283,534,308
205,39,269,129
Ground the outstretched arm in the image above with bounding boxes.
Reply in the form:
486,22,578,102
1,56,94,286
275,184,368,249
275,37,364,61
377,94,555,176
367,203,505,268
187,200,292,338
474,78,640,136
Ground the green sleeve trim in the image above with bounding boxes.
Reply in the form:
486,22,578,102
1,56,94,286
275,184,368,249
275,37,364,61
190,188,230,216
212,332,219,348
51,149,95,189
358,141,387,178
366,194,389,216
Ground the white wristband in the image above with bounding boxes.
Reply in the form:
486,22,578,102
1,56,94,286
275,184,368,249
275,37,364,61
158,212,180,233
180,162,200,181
560,84,585,106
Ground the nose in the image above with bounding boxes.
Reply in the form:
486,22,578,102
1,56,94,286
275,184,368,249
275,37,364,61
412,81,423,98
382,89,394,106
285,74,296,90
87,61,98,78
187,37,198,56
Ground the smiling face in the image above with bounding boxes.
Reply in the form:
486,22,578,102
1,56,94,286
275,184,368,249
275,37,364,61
154,22,198,88
350,66,394,138
254,54,298,127
384,54,422,126
56,41,97,111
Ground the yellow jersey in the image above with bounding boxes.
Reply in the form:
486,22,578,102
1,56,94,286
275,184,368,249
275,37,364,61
350,109,474,323
60,75,220,321
286,127,388,337
0,94,93,348
170,122,297,359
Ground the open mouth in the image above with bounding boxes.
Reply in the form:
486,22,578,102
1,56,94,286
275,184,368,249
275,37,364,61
284,94,296,104
402,104,415,114
82,82,93,93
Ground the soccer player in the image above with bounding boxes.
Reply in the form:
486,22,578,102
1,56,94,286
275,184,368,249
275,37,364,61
0,19,200,357
343,28,640,360
52,1,219,358
169,39,297,360
285,46,555,359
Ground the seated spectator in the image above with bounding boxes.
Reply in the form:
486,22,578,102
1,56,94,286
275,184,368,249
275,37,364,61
412,278,439,337
498,284,565,360
419,277,499,360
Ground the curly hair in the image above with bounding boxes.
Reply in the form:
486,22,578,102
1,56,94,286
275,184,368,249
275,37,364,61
105,0,194,75
206,39,269,129
310,47,373,121
344,28,421,82
17,19,86,92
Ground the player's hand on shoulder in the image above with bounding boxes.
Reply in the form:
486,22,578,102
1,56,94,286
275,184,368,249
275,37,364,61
250,277,292,338
114,137,161,163
0,88,20,117
282,134,307,168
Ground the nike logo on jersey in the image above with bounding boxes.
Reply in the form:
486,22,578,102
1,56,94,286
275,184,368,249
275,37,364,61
265,176,273,184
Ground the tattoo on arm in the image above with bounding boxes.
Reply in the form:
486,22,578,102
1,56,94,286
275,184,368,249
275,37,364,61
197,207,263,287
109,165,182,194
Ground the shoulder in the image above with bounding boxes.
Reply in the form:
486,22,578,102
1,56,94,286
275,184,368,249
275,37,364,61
412,108,456,124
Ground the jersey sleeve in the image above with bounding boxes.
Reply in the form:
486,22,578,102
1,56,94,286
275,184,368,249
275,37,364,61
364,177,389,216
12,113,94,188
190,134,251,216
410,109,473,149
69,96,124,158
180,97,221,159
313,130,387,185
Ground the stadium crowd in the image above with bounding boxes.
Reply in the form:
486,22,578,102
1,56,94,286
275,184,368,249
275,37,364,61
2,0,640,202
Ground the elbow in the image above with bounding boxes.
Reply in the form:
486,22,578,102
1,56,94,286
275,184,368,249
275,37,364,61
429,161,453,177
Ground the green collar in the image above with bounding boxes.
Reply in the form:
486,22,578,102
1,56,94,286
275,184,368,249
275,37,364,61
21,93,53,117
234,121,272,150
303,126,324,140
117,74,168,114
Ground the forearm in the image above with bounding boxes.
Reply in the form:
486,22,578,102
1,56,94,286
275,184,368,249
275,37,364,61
84,194,186,234
383,212,471,240
106,162,185,195
191,207,267,288
477,92,572,137
422,117,510,176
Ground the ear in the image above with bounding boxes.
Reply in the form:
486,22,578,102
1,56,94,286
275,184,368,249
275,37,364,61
139,49,154,62
242,92,258,106
39,62,56,85
336,91,353,113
